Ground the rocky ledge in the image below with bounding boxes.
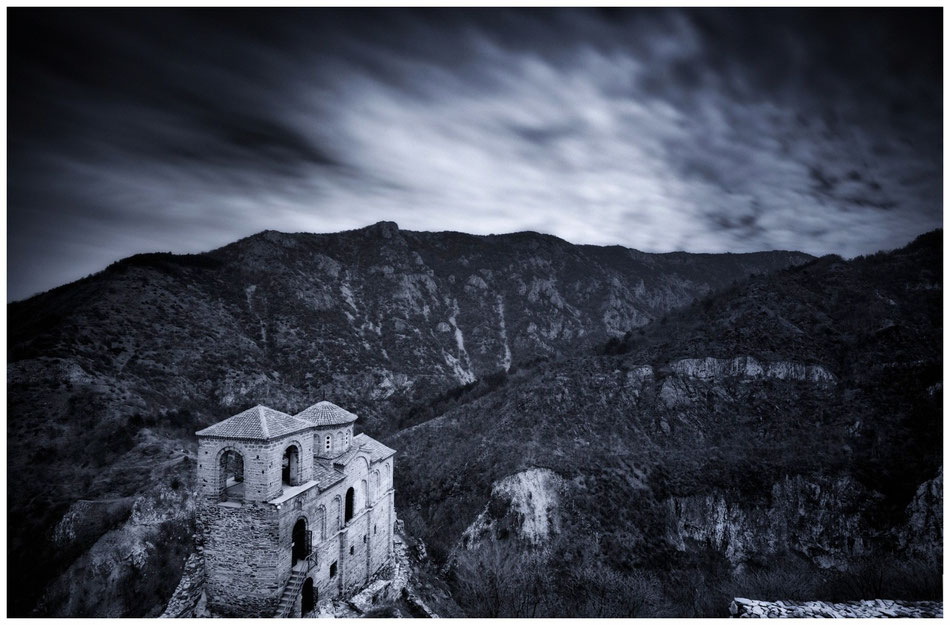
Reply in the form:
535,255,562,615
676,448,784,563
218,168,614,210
730,598,943,618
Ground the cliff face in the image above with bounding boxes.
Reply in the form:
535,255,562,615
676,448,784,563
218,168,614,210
37,477,195,617
896,468,943,564
7,223,810,616
667,475,877,570
391,232,942,615
459,468,565,551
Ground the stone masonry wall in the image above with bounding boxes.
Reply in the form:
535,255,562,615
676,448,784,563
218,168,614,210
198,499,281,617
314,425,355,459
197,431,394,618
197,434,315,503
279,453,395,613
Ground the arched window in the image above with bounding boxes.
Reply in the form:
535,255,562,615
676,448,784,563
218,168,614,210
330,497,341,533
324,434,331,453
344,487,355,523
219,449,245,502
282,444,300,486
316,506,327,541
373,471,380,502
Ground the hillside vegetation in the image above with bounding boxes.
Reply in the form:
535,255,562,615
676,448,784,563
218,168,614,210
389,231,942,616
7,223,809,616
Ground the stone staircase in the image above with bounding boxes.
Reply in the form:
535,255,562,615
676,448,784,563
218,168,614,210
275,569,306,618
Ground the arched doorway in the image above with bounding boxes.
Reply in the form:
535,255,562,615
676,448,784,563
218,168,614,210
301,577,316,615
344,487,355,523
282,445,300,486
219,450,244,502
292,518,309,566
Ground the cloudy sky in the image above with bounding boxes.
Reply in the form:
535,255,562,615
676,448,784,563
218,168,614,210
8,8,942,301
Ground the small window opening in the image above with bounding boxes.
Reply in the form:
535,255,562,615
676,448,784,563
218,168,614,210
344,487,354,522
374,525,377,535
350,546,355,555
363,535,367,543
329,561,337,578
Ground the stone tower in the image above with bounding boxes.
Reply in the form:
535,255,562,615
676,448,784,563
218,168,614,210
195,402,396,617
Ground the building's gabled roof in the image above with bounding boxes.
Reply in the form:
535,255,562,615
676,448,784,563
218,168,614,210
295,400,359,427
354,433,396,463
331,445,361,469
312,461,347,490
195,405,313,440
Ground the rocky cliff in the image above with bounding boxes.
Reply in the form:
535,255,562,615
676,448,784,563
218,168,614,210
391,231,942,616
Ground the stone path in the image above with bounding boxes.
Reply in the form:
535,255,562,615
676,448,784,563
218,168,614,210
731,598,943,618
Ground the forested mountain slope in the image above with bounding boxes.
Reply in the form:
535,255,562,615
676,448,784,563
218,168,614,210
390,231,942,616
8,222,809,616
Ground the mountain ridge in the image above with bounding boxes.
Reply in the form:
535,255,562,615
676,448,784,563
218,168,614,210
11,221,818,304
8,226,938,617
388,230,942,616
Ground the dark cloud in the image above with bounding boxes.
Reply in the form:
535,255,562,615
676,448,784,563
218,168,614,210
8,8,943,301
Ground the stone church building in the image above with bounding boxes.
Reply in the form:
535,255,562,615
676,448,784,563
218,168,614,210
194,401,396,617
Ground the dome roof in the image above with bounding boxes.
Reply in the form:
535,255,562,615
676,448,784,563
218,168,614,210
295,401,359,427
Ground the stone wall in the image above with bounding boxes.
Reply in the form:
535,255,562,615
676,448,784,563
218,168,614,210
296,456,394,605
315,424,355,459
159,551,205,618
197,435,314,503
198,500,281,617
197,431,394,617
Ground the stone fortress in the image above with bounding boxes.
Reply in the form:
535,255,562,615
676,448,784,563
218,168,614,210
194,401,396,617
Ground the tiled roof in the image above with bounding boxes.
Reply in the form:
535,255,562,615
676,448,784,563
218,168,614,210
295,401,359,426
354,434,396,463
331,446,360,468
312,461,346,489
195,405,313,440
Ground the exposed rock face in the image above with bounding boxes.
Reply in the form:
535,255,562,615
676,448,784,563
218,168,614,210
393,233,942,617
38,482,195,617
730,597,943,618
460,468,564,550
897,467,943,564
159,552,205,618
667,475,876,569
668,356,836,385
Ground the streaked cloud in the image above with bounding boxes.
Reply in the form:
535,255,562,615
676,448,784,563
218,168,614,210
8,8,942,300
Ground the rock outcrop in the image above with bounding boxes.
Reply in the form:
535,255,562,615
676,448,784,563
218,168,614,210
730,597,943,618
460,468,564,550
667,475,876,569
668,356,836,385
159,552,205,618
897,467,943,564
